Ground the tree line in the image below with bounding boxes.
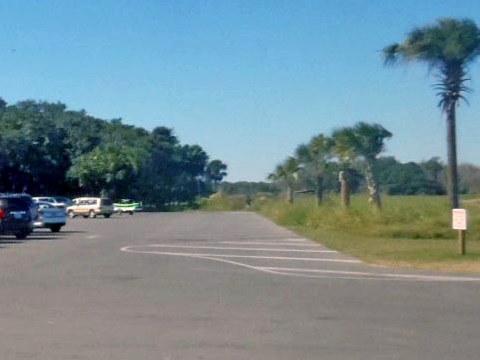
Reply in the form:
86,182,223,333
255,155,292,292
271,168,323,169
267,18,480,211
0,99,227,208
267,121,480,208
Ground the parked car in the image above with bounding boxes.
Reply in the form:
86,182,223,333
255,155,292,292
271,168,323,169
34,201,66,232
33,196,73,207
113,199,143,215
1,193,39,220
67,197,114,219
51,196,73,207
0,195,34,239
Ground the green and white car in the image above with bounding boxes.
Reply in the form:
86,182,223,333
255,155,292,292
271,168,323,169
113,199,143,215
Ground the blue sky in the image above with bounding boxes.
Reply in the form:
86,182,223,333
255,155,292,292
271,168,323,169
1,0,480,181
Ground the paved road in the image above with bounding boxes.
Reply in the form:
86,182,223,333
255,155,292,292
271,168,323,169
1,212,480,359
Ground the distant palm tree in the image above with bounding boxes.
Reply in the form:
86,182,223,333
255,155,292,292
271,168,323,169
333,122,392,208
295,134,334,206
206,160,228,192
383,18,480,209
268,157,300,203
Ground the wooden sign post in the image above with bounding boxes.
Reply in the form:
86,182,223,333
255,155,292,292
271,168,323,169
452,209,467,255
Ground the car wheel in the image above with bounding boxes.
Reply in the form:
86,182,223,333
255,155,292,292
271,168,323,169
104,214,111,218
50,225,61,233
68,210,75,219
88,210,96,218
14,231,28,240
128,211,134,215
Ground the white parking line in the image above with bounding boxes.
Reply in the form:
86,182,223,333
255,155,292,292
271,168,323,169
120,246,480,282
220,241,318,246
259,266,480,282
243,238,307,242
277,238,307,242
146,244,338,253
121,248,360,263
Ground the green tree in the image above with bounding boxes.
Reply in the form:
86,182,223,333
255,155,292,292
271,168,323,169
268,157,300,203
380,162,435,195
67,144,142,197
0,101,69,193
206,160,228,192
0,99,223,209
173,144,209,203
383,18,480,208
459,163,480,194
333,122,392,208
420,157,446,194
295,134,334,206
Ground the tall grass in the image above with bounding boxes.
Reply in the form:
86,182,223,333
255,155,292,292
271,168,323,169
200,193,480,270
254,194,480,241
198,193,248,211
254,194,480,270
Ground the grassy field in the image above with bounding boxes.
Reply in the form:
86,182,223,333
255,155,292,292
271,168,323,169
198,193,249,211
200,193,480,272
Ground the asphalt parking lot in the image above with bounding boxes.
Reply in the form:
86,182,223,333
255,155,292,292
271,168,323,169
1,212,480,359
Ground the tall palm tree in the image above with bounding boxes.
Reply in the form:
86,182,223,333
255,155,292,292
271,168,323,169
333,122,392,208
268,157,300,203
206,159,228,192
383,18,480,209
295,134,334,206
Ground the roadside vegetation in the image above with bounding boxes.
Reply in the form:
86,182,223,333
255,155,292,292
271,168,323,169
200,193,480,271
200,16,480,271
2,16,480,270
219,17,480,270
255,194,480,272
198,193,249,211
0,99,227,209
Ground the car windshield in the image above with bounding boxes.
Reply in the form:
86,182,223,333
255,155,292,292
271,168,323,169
38,202,54,209
0,197,29,211
53,196,71,203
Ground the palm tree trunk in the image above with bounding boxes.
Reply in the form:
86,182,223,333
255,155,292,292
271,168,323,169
446,102,459,209
316,174,323,206
287,184,294,204
365,159,382,209
339,171,350,208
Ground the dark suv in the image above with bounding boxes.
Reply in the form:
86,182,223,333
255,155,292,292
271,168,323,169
0,196,34,239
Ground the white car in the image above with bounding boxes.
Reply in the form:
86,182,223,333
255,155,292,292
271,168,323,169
113,199,143,215
34,202,67,232
33,196,71,208
67,197,114,218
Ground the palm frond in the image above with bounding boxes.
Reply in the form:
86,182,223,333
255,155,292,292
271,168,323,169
382,43,402,65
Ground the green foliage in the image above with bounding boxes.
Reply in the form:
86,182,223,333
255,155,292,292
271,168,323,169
332,122,392,162
255,194,480,271
254,194,480,240
199,193,248,211
0,99,225,208
221,181,280,197
268,157,300,184
377,157,445,195
205,159,228,192
67,143,142,197
383,17,480,209
459,163,480,194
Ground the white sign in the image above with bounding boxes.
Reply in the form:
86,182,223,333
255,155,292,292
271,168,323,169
452,209,467,230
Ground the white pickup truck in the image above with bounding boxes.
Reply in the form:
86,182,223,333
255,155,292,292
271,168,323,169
113,199,143,215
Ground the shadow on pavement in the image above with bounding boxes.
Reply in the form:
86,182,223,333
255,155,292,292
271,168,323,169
1,229,86,244
0,239,25,245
